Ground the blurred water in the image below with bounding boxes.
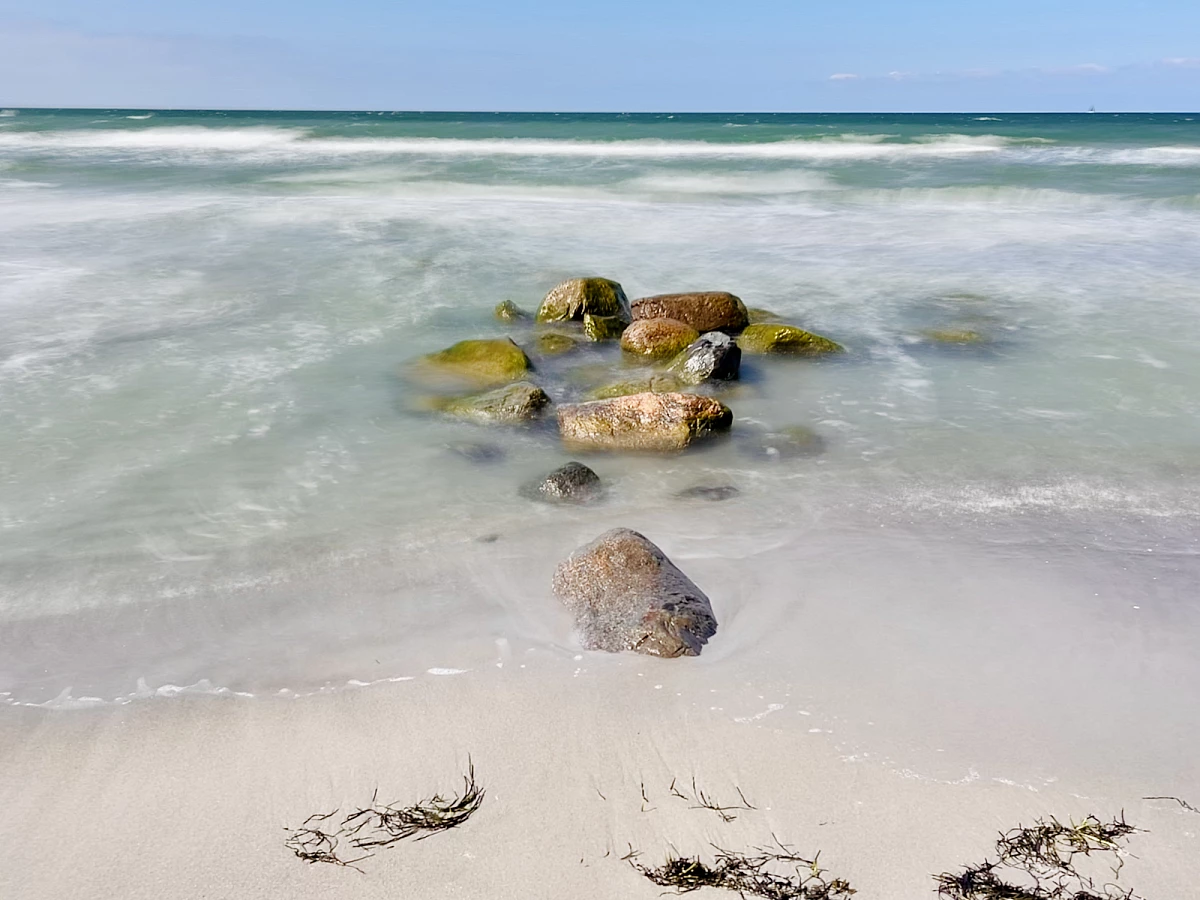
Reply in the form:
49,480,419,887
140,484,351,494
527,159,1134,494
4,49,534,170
1,111,1198,763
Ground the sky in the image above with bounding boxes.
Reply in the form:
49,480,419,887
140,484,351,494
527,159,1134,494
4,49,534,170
0,0,1198,111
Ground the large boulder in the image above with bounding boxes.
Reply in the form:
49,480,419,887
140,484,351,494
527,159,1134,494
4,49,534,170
553,528,717,657
620,317,700,359
557,391,732,452
666,331,741,384
536,277,631,324
738,323,844,356
523,461,603,504
631,292,749,333
419,337,533,386
439,382,551,423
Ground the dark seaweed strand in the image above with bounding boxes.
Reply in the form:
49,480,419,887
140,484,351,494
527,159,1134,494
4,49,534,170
630,835,855,899
934,814,1146,900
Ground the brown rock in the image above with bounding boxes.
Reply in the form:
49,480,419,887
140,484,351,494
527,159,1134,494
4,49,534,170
557,391,732,452
620,317,700,358
553,528,717,657
631,292,749,333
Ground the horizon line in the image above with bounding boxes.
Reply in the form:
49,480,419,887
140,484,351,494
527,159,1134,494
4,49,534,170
3,106,1198,115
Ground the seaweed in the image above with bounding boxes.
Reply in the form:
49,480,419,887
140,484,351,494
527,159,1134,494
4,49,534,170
669,776,756,823
284,761,484,870
1142,796,1198,815
934,813,1146,900
630,836,855,899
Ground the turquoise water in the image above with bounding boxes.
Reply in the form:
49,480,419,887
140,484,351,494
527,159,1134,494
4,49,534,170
1,110,1198,781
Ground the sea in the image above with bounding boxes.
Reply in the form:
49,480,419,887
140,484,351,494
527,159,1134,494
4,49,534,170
1,110,1198,787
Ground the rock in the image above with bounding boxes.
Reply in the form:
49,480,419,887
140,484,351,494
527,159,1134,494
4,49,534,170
587,373,683,400
494,300,528,322
557,391,732,452
553,528,717,657
620,317,700,359
535,332,580,356
746,307,783,324
921,327,987,345
439,382,551,423
583,313,626,342
419,338,533,386
523,461,603,504
666,331,741,384
447,441,506,464
536,277,631,324
738,324,843,356
675,485,739,501
740,425,827,460
631,292,749,333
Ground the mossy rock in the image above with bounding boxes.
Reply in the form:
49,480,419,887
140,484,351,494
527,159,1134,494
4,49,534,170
583,313,627,342
738,323,844,356
536,277,631,324
494,299,529,322
587,373,684,400
437,382,551,423
620,317,699,359
746,307,784,324
419,338,532,386
921,327,988,345
535,332,581,356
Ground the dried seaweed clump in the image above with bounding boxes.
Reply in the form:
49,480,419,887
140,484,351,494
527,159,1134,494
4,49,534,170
935,813,1146,900
284,761,484,871
630,838,855,899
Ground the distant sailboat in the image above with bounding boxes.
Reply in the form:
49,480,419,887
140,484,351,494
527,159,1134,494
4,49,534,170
1088,105,1096,113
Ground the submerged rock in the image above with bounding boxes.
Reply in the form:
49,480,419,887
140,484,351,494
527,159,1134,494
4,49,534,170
536,277,631,324
746,307,784,324
675,485,740,501
419,337,533,386
620,317,700,359
494,299,529,322
666,331,741,384
738,323,844,356
553,527,718,657
535,332,580,356
740,425,827,460
921,327,988,345
587,373,683,400
439,382,551,423
583,313,627,342
557,391,732,452
631,292,749,333
447,441,506,464
523,461,603,503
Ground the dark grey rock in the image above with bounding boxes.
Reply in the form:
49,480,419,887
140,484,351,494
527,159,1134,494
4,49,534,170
523,461,602,504
553,528,717,657
447,442,506,464
667,331,741,385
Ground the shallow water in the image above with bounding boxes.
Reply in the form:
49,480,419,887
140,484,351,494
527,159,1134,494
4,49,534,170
1,110,1198,789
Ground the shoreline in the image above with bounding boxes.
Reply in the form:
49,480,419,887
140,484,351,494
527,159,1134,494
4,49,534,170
1,665,1195,899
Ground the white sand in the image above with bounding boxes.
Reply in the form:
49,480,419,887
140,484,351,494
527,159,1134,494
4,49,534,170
1,658,1195,899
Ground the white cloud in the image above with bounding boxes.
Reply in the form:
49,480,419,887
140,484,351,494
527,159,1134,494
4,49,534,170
1041,63,1110,75
828,73,859,81
1161,57,1200,68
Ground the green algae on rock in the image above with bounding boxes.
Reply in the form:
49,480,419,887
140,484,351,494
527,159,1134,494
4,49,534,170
620,317,700,358
535,277,631,324
745,307,784,325
494,299,529,322
587,373,684,400
631,292,749,333
738,323,844,356
557,391,732,452
438,381,550,423
583,313,627,342
419,338,533,386
921,327,988,345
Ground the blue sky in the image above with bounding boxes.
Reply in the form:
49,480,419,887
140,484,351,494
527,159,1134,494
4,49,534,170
1,0,1198,110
